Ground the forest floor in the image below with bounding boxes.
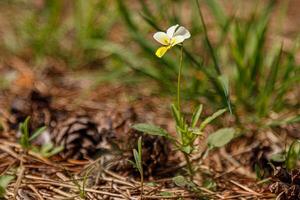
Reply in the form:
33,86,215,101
0,1,300,199
1,61,294,200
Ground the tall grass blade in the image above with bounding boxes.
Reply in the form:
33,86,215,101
195,0,221,75
204,0,227,29
258,44,282,116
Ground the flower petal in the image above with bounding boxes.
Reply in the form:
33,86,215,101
171,35,185,46
166,24,179,38
155,46,170,58
174,26,191,39
153,32,170,45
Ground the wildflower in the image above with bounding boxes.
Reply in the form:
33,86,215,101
153,24,191,58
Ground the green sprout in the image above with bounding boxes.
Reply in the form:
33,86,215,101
71,166,94,199
19,117,46,151
131,137,144,199
271,140,300,171
19,117,63,157
0,175,15,198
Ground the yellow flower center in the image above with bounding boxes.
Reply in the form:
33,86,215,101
170,38,176,46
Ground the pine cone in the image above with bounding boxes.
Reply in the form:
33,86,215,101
93,108,171,176
110,108,171,176
141,134,170,177
52,116,110,159
269,181,289,195
270,168,300,200
285,185,300,200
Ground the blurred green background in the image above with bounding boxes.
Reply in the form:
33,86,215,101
0,0,299,128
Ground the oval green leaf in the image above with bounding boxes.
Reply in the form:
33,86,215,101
207,128,235,149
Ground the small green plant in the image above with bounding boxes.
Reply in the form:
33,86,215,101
19,117,63,157
271,140,300,171
72,166,94,199
172,175,201,194
32,141,64,158
0,175,15,198
285,140,300,170
19,117,47,151
131,137,144,199
133,25,235,180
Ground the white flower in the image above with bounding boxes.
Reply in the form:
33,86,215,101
153,24,191,58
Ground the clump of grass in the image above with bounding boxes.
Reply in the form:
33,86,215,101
2,1,118,68
119,0,299,129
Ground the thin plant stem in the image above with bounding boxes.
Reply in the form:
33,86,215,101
177,45,184,111
177,45,194,180
184,153,194,181
140,172,144,199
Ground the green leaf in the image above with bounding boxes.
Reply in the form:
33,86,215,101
160,191,172,197
29,126,47,141
181,145,192,154
254,164,263,180
19,117,31,149
132,123,169,138
128,160,137,168
217,75,232,114
22,117,30,135
0,175,15,197
270,153,286,163
203,179,217,190
286,140,300,170
171,104,182,126
39,142,63,157
44,146,64,158
137,136,142,161
41,142,54,154
191,104,203,128
199,108,227,131
218,75,229,96
207,128,236,149
188,128,203,135
172,175,187,187
133,149,142,173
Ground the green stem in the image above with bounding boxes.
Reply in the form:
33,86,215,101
140,172,144,199
184,153,194,180
177,46,194,179
177,45,184,111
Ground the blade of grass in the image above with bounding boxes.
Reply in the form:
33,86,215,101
195,0,221,75
204,0,227,29
257,44,283,116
